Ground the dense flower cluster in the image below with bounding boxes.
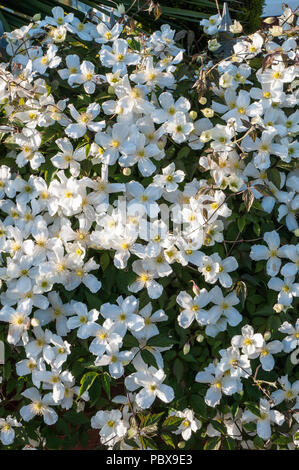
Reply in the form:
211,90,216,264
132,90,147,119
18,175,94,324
0,4,298,450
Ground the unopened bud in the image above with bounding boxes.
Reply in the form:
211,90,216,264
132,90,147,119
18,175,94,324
294,228,299,237
117,3,126,14
208,38,221,52
201,108,214,118
273,303,284,313
229,20,243,34
199,97,207,105
264,16,276,24
264,331,271,341
178,441,185,449
189,110,198,120
31,317,39,327
32,13,41,22
108,86,115,95
157,139,165,150
183,342,190,355
190,280,200,296
122,167,131,176
196,334,204,343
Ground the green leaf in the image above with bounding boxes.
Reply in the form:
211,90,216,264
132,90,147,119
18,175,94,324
162,416,184,431
177,146,190,159
64,410,89,425
223,437,237,450
267,168,281,188
231,402,239,419
55,418,70,436
245,403,261,418
77,371,98,400
237,215,246,232
253,436,265,449
161,433,176,449
142,412,165,428
147,336,175,347
203,436,221,450
128,38,141,51
210,420,227,435
100,252,110,271
173,357,184,383
141,349,159,368
101,372,111,400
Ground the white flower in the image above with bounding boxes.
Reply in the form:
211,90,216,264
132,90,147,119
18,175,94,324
33,44,61,75
129,260,163,299
242,398,285,440
278,320,299,353
171,409,201,441
250,231,284,277
95,22,123,44
51,138,86,177
91,409,127,445
271,375,299,406
125,366,174,409
165,112,194,143
20,387,58,425
268,275,299,306
231,324,264,357
200,15,221,35
69,60,98,94
131,303,167,341
67,302,99,339
195,363,242,407
95,342,134,379
152,92,191,124
100,38,140,74
65,103,105,139
176,289,210,328
153,163,184,192
257,339,282,371
208,286,242,329
0,416,21,445
100,295,144,337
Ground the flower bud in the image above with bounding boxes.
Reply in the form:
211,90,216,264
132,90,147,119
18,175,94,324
31,317,39,327
229,20,243,34
293,228,299,237
157,139,165,150
189,110,198,120
183,342,190,355
264,16,276,24
201,108,214,118
199,97,207,105
273,303,284,313
117,3,126,14
208,39,221,52
122,167,131,176
178,441,185,449
190,280,200,296
108,86,115,95
196,334,204,343
264,331,271,341
32,13,41,22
